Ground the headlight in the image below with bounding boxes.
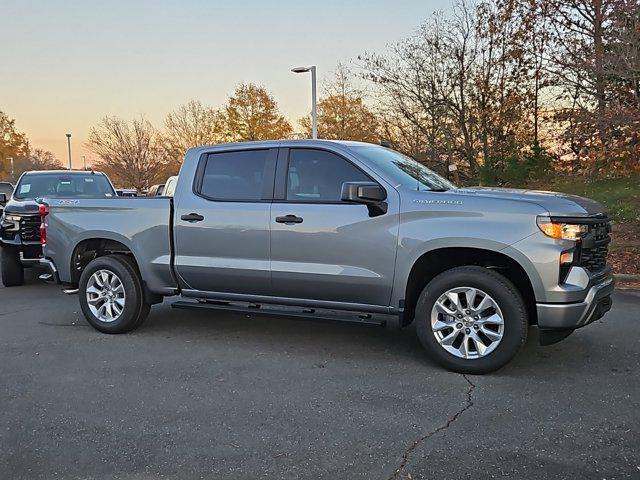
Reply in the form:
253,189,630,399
4,215,21,222
537,217,588,240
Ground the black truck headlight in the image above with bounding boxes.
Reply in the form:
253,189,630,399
1,214,21,231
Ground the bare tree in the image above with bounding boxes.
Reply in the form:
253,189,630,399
359,12,457,171
162,100,227,168
87,116,168,191
547,1,613,134
545,0,640,173
9,149,63,179
359,0,536,182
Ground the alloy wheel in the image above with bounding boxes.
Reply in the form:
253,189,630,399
430,286,505,359
86,269,126,323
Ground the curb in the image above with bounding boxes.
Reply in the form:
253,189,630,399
614,273,640,281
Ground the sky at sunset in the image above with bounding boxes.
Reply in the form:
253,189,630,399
1,0,448,167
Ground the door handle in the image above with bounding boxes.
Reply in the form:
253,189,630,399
275,214,303,224
181,213,204,222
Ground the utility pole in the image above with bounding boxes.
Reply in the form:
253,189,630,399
82,155,86,170
66,133,72,169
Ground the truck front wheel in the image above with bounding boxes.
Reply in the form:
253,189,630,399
79,254,150,334
415,266,528,374
1,248,24,287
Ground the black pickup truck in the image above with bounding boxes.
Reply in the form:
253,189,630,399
0,170,116,286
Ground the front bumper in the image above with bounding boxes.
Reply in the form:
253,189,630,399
1,237,44,264
536,275,614,330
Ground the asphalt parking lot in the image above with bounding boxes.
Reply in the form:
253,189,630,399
1,271,639,480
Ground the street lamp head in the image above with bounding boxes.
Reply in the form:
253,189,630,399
66,133,71,138
291,66,311,73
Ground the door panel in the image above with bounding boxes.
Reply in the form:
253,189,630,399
270,202,399,305
173,148,275,295
175,201,271,294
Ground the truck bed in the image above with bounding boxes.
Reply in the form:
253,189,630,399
43,197,176,293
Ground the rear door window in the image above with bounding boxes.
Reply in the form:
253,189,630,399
198,149,274,201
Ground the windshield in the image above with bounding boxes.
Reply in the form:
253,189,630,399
14,173,115,200
351,146,456,191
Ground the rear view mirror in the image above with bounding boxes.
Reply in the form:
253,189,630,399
0,193,6,205
341,182,387,216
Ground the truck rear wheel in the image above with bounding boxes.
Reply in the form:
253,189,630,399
415,266,527,374
79,254,150,333
1,248,24,287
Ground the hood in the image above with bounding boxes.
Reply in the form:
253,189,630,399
454,187,607,217
2,198,41,215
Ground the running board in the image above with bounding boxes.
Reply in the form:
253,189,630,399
171,300,394,327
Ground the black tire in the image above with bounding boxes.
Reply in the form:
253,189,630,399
415,266,527,374
78,254,150,334
1,248,24,287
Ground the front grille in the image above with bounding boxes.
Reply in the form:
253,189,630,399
577,220,611,272
19,214,41,242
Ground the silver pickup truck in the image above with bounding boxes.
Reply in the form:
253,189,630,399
39,140,614,373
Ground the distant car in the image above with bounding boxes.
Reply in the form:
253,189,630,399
0,182,14,197
163,176,178,196
0,182,14,217
147,184,165,196
0,170,116,286
116,189,138,197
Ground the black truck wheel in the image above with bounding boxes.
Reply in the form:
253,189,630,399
1,248,24,287
415,266,528,374
79,254,150,333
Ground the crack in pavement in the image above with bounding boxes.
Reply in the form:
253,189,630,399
387,374,476,480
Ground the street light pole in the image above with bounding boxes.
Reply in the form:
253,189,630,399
291,65,318,139
82,155,86,170
66,133,72,169
7,157,14,180
310,66,317,139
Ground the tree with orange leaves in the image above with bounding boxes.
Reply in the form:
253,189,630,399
223,83,292,142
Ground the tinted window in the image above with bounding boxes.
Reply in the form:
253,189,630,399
200,150,269,200
14,173,115,200
287,149,371,202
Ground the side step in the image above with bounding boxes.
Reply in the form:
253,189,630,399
171,300,394,327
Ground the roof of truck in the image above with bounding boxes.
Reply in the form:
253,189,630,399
186,139,382,155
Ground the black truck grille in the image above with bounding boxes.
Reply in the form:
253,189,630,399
577,220,611,272
19,214,41,242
